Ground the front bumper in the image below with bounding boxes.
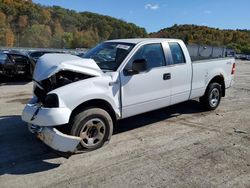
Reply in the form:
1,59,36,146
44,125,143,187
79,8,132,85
22,100,81,153
35,126,81,153
22,101,71,127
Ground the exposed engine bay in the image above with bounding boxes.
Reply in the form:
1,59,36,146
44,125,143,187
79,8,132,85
34,70,92,103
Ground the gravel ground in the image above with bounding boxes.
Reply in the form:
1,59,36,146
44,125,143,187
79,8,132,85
0,60,249,188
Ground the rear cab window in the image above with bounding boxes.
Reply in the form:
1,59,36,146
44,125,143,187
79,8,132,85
169,42,186,65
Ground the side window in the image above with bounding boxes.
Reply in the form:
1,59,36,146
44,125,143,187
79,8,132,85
10,55,28,64
0,53,9,64
169,43,186,65
131,43,166,70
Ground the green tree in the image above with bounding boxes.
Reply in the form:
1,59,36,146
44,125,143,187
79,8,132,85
0,11,7,46
5,29,15,47
22,24,52,47
61,32,73,48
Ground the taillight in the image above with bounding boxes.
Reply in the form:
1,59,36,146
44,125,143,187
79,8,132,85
231,63,236,75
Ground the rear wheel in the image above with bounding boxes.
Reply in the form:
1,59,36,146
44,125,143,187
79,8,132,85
200,83,222,110
70,108,113,151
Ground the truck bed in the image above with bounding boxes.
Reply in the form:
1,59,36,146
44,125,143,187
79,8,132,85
190,57,235,99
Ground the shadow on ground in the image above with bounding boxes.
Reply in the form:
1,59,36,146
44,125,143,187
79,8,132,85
115,100,205,134
0,76,31,86
0,116,60,175
0,100,204,175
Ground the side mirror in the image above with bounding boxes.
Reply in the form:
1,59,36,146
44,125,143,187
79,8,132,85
124,59,147,76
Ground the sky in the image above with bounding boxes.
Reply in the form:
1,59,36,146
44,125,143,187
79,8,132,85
33,0,250,33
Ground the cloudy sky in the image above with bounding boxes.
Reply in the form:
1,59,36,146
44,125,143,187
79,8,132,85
33,0,250,32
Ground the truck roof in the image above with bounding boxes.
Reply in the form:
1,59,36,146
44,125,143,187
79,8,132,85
106,38,182,44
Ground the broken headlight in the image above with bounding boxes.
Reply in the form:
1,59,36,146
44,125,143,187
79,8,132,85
43,93,59,108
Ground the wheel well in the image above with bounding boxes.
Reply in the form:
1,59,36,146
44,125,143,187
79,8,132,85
208,75,225,97
70,99,118,126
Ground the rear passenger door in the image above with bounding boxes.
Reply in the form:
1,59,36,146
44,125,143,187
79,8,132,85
167,42,192,105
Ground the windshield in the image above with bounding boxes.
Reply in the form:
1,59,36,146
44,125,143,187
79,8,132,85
83,42,135,71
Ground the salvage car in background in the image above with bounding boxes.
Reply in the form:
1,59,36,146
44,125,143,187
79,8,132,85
0,51,35,79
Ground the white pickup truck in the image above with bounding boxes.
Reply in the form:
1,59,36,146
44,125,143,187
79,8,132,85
22,38,235,153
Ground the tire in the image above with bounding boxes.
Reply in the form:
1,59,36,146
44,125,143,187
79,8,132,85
70,108,113,151
200,82,222,111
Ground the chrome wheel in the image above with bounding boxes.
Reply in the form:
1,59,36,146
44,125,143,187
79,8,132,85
79,118,106,148
71,108,113,151
209,88,220,107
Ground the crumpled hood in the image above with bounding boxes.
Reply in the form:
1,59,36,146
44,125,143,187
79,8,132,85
33,54,103,81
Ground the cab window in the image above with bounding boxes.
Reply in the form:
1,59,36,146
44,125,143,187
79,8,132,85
169,43,186,65
131,43,166,70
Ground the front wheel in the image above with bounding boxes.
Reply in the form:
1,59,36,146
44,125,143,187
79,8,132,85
200,83,222,110
70,108,113,151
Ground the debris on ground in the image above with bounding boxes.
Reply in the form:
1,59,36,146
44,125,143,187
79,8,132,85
233,128,248,134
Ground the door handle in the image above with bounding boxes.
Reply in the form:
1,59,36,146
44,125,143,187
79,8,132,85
163,73,171,80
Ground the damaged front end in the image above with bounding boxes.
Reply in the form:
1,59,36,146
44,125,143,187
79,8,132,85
28,124,81,153
27,72,92,153
32,53,103,107
33,70,93,107
22,53,104,153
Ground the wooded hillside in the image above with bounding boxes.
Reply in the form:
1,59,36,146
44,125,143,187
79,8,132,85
150,24,250,54
0,0,147,48
0,0,250,54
